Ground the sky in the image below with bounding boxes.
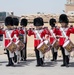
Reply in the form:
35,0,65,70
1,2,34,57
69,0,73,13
0,0,66,16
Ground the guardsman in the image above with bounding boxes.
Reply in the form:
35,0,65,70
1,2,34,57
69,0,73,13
27,17,49,66
49,18,58,61
19,18,28,61
4,16,14,66
57,14,74,67
11,17,20,63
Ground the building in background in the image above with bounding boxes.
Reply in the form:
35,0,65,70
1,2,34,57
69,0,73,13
0,12,20,23
0,12,10,23
65,0,74,14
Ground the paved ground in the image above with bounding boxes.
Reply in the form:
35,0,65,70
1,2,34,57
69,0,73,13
0,54,74,75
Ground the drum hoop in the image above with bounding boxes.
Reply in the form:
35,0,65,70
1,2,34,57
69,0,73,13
63,40,70,47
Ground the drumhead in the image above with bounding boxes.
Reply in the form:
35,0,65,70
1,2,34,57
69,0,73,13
63,40,70,47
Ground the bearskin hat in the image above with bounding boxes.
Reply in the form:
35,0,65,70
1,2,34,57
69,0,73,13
59,14,69,24
33,17,44,26
49,18,56,27
20,18,28,27
13,17,19,26
5,16,13,26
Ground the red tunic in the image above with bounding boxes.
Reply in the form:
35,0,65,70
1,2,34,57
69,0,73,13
45,27,57,44
27,28,49,47
0,29,4,35
55,27,74,46
49,28,56,44
11,29,19,43
19,29,25,34
3,29,13,47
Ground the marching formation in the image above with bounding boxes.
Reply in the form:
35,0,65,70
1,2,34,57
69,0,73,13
0,14,74,67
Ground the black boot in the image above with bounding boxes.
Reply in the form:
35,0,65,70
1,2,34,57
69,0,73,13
13,55,17,63
6,58,14,66
24,43,27,61
43,56,45,64
65,55,69,67
20,50,23,61
61,56,66,67
51,48,54,61
60,46,66,67
54,52,57,61
51,53,55,61
51,59,54,61
36,58,41,67
67,55,69,64
35,49,41,67
61,64,66,66
40,58,43,66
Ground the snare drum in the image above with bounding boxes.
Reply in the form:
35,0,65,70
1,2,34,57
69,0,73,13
52,40,59,50
37,40,51,54
15,40,25,51
6,42,17,53
63,40,74,52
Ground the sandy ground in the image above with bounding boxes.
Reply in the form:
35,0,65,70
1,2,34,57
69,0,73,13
0,54,74,75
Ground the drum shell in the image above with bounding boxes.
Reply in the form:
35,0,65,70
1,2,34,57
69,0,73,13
37,40,51,54
16,41,25,51
52,40,59,50
63,40,74,52
6,42,17,53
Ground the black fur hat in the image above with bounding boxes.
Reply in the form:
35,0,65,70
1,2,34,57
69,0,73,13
59,14,69,24
5,16,13,26
20,18,28,27
49,18,56,27
33,17,44,26
13,17,19,26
